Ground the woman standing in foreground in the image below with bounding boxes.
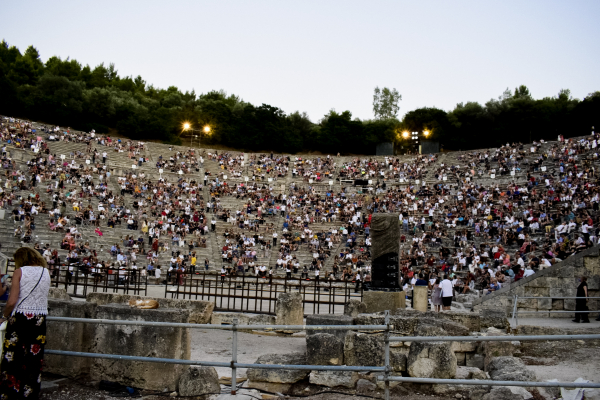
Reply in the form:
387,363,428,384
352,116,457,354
0,247,51,399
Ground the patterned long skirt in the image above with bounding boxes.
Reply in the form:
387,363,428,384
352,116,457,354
0,313,46,399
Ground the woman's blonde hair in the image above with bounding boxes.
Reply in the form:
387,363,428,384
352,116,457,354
13,247,48,269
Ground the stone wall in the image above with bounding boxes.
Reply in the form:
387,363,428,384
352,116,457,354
248,308,514,396
45,293,213,391
472,246,600,317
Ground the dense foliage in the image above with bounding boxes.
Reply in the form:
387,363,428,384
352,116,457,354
1,42,599,153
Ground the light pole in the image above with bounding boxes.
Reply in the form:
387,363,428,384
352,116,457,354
182,123,211,149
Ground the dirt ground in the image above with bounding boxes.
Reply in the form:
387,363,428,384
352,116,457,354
39,379,457,400
523,346,600,383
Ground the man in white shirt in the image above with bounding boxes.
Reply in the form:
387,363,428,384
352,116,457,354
440,275,454,311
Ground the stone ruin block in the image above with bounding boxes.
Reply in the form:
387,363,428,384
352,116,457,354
89,304,191,392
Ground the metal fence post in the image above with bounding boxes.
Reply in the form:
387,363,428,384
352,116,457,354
384,310,390,400
231,318,238,395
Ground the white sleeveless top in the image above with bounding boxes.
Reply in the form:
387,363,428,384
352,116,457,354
13,266,51,316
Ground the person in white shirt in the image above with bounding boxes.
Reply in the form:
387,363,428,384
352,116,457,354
440,275,454,311
524,266,535,277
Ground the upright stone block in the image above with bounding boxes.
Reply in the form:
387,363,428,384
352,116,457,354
178,366,220,397
307,334,344,365
45,299,97,377
306,314,353,341
344,299,367,317
412,286,428,312
363,291,406,313
407,341,457,379
275,292,303,326
89,304,191,391
371,213,401,290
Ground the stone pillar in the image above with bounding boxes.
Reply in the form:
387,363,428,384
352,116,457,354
412,286,429,312
275,292,303,325
370,214,401,290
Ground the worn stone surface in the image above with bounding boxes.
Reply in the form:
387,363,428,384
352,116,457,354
246,380,292,394
466,353,485,370
390,349,407,372
344,332,384,367
469,369,489,380
482,387,525,400
306,333,344,365
455,366,488,380
308,370,358,388
45,299,97,377
407,341,457,379
344,299,367,318
450,341,478,353
211,312,275,332
425,310,481,332
354,310,480,336
479,308,510,331
306,314,353,341
363,291,406,313
455,293,480,304
484,340,515,370
356,379,377,395
275,292,303,326
89,304,191,391
412,285,428,312
416,318,470,336
178,366,220,397
487,357,536,382
391,316,419,335
86,292,214,323
246,353,309,384
48,287,72,300
492,386,533,399
413,323,446,337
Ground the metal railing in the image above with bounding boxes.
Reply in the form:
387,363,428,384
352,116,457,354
511,295,600,326
6,261,148,297
44,311,600,398
165,271,363,315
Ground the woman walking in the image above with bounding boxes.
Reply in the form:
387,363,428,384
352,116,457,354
573,276,590,323
0,247,51,399
431,278,443,312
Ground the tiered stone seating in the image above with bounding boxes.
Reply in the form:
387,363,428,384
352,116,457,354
2,116,599,296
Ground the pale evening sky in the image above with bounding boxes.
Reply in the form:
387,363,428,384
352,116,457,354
2,0,599,122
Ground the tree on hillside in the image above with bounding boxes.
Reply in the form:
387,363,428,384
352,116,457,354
373,87,401,120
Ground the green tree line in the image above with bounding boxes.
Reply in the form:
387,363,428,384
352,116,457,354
1,42,598,153
400,86,600,151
